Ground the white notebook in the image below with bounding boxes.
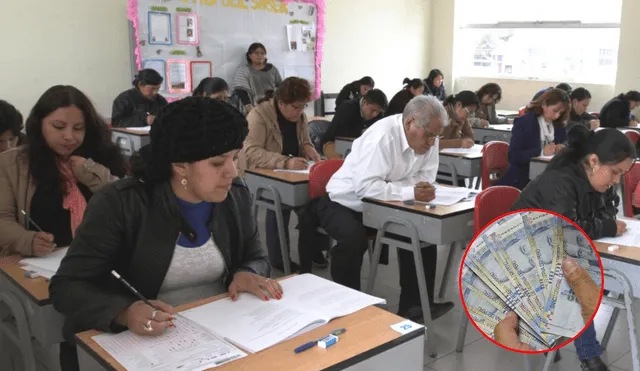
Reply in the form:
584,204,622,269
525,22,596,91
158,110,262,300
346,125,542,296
181,274,385,353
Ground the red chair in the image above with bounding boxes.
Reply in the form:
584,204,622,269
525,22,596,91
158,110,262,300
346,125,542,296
309,160,344,199
624,130,640,146
518,106,526,116
474,186,521,234
481,141,509,190
623,162,640,217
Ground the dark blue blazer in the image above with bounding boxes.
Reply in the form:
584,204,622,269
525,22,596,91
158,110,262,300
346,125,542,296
496,112,566,190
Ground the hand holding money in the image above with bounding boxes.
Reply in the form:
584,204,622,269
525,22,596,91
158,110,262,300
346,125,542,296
562,258,599,326
494,312,535,351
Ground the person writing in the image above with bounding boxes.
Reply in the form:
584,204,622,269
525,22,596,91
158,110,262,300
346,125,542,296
0,100,24,153
567,88,599,132
299,96,455,322
469,83,507,128
497,89,570,190
511,126,635,371
0,86,125,257
599,91,640,128
50,97,277,371
335,76,375,108
111,69,168,127
440,91,478,149
423,69,446,101
385,78,425,117
241,76,325,272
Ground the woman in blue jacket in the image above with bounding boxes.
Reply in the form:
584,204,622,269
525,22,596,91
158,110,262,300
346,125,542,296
497,89,570,190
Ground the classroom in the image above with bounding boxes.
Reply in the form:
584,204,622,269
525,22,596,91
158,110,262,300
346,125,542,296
1,0,640,370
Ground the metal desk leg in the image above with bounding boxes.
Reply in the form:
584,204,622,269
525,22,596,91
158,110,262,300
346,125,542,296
603,269,639,371
365,217,436,357
541,349,557,371
523,354,534,371
455,311,468,352
253,186,291,276
0,292,36,371
438,242,456,299
601,292,622,349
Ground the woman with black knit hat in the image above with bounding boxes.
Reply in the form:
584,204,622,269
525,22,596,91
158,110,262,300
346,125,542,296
50,97,276,371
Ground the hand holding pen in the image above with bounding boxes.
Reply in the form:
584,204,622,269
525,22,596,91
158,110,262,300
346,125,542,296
20,210,56,256
111,271,175,336
285,154,308,170
414,182,436,203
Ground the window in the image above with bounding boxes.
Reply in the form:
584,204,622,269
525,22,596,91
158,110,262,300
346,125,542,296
454,0,622,84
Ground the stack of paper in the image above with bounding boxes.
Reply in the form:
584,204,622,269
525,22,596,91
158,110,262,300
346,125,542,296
124,126,151,133
181,274,385,353
92,316,246,371
20,247,69,279
274,161,315,175
596,218,640,247
462,211,602,350
430,185,479,206
440,144,483,155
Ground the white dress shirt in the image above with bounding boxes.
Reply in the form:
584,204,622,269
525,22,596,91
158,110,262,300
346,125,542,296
326,114,439,212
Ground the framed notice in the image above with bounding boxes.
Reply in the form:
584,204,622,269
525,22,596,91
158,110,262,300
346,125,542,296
176,13,199,45
167,60,190,93
148,11,172,45
190,61,212,90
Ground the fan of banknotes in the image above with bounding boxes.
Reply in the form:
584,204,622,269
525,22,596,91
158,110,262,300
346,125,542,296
461,211,603,350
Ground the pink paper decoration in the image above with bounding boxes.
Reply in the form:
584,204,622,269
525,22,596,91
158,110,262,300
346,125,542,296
283,0,326,99
127,0,326,98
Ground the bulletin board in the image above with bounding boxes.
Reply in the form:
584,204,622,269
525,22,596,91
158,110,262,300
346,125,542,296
127,0,326,101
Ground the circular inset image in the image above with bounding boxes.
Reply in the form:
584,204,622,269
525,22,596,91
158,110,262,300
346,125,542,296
459,209,604,353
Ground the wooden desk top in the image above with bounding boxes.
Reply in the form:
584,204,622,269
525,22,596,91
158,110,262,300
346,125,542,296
363,197,475,219
0,255,50,305
110,127,150,136
531,156,553,163
245,168,309,184
335,136,356,143
76,294,420,371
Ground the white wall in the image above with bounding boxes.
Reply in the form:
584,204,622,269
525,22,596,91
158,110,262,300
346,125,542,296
429,0,639,114
0,0,132,118
322,0,431,98
1,0,431,120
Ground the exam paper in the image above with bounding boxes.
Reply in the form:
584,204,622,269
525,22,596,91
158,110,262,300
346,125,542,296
92,316,246,371
429,185,479,206
274,168,310,174
20,247,68,276
124,126,151,133
440,144,483,155
596,218,640,247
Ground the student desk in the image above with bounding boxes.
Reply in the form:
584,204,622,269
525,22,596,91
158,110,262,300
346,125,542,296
473,125,512,144
0,255,64,371
110,128,150,158
335,137,356,158
594,240,640,371
496,109,520,118
361,197,475,357
529,156,551,180
75,297,425,371
243,169,310,275
438,149,483,187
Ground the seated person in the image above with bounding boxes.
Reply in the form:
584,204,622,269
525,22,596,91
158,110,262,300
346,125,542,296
440,91,478,149
299,96,454,322
193,77,229,101
241,77,325,272
386,78,426,117
423,69,446,101
532,82,572,101
567,88,599,132
497,89,569,190
111,69,168,127
0,99,24,153
324,89,387,158
0,86,126,256
49,97,277,371
634,181,640,217
599,91,640,128
335,76,375,108
469,83,507,128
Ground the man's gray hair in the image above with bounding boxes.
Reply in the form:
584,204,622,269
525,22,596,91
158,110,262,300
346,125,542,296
402,95,449,130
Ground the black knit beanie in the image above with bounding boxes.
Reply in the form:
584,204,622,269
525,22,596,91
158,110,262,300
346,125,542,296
132,97,247,183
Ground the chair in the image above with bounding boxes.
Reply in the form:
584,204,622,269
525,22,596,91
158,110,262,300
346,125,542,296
518,106,526,116
456,186,521,352
624,130,640,146
313,91,339,117
481,141,509,190
623,162,640,217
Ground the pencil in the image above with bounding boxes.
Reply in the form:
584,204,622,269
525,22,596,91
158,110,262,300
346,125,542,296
20,210,57,249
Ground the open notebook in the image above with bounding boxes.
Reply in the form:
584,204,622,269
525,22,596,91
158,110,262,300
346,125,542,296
181,274,385,353
20,247,69,279
429,185,479,206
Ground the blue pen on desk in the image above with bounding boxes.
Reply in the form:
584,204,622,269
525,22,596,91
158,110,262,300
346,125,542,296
294,328,346,354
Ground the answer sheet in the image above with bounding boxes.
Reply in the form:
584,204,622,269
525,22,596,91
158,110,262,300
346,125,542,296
92,316,246,370
440,144,483,155
596,218,640,247
20,247,69,278
429,185,479,206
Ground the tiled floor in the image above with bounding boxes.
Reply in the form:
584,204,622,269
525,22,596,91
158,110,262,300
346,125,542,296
260,209,638,371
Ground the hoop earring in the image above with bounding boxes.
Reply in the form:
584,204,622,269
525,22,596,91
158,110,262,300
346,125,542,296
181,178,188,190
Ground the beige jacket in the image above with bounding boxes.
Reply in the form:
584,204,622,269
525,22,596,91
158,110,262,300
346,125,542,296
441,105,475,149
0,147,117,256
241,100,312,171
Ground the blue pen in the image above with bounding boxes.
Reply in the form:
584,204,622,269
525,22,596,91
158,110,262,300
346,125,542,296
294,328,346,354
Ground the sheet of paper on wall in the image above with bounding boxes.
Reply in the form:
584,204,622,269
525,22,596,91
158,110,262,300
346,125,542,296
92,316,246,371
286,24,315,52
283,65,315,83
191,62,212,88
148,12,171,45
177,14,198,44
168,62,188,91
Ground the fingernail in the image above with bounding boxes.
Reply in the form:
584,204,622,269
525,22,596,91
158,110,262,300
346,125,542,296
169,322,175,327
277,294,282,300
563,259,578,273
264,296,269,301
169,316,174,320
231,295,236,300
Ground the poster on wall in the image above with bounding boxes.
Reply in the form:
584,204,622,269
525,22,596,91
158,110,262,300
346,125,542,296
142,59,167,91
190,61,212,89
148,11,172,45
176,13,199,45
167,60,189,93
286,24,316,52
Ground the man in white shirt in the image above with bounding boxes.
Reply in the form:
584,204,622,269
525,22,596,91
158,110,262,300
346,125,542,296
299,95,454,321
